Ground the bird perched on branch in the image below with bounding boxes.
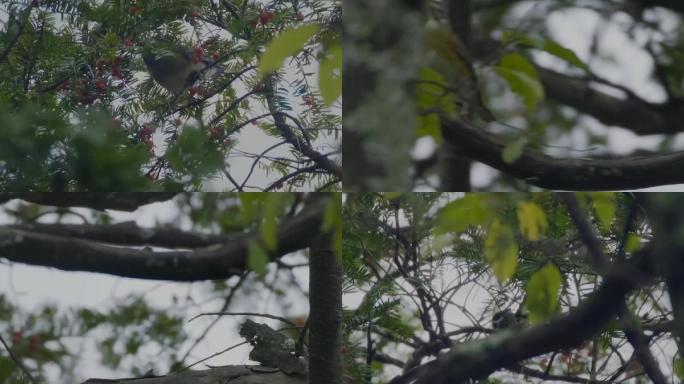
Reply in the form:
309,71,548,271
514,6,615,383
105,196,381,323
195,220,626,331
142,41,213,94
492,309,527,330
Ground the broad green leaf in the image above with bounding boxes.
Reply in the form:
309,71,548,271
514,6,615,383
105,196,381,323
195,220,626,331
485,219,519,282
502,136,528,164
259,24,320,75
260,194,288,251
502,30,588,71
675,358,684,379
625,234,642,253
517,201,548,241
415,67,454,142
496,53,544,112
239,193,266,223
590,192,616,232
319,43,342,106
383,192,403,200
436,194,493,234
540,40,589,71
247,240,269,277
525,263,562,324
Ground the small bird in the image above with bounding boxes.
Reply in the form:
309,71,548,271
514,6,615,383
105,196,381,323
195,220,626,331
492,309,527,330
142,41,209,94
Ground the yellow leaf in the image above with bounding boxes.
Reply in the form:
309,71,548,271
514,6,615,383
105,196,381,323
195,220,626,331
517,201,548,241
485,219,519,282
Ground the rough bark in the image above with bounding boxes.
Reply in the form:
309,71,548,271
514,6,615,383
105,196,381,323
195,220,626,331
309,211,343,384
81,365,307,384
440,0,473,191
442,118,684,190
0,195,327,281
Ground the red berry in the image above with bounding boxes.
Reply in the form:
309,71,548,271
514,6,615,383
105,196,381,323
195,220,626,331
11,331,22,344
29,336,39,352
111,67,123,79
250,119,258,126
123,38,134,47
95,79,107,90
303,95,313,106
209,127,221,138
296,11,304,21
259,10,274,25
188,86,198,97
191,10,201,18
128,5,142,15
212,52,220,61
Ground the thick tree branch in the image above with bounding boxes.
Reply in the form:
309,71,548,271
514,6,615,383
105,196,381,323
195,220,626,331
538,67,684,136
0,193,178,211
82,365,307,384
442,118,684,190
8,221,232,249
0,195,328,281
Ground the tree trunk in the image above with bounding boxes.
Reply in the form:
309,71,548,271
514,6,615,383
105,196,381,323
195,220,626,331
309,204,343,384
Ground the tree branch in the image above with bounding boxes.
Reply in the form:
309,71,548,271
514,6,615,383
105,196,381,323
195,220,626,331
442,118,684,190
0,195,328,281
0,193,178,211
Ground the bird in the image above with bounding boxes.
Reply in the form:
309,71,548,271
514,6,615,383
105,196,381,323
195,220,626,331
142,41,210,94
491,309,527,330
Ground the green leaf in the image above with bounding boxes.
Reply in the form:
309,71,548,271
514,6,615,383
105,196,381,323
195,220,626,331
496,53,544,112
415,67,454,142
540,40,589,71
164,127,224,182
625,234,641,253
485,219,519,282
589,192,616,232
502,136,528,164
502,31,588,71
259,24,320,75
436,194,493,234
239,193,265,224
525,263,562,324
260,194,288,251
517,201,548,241
247,240,269,277
382,192,403,200
319,43,342,106
675,358,684,379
